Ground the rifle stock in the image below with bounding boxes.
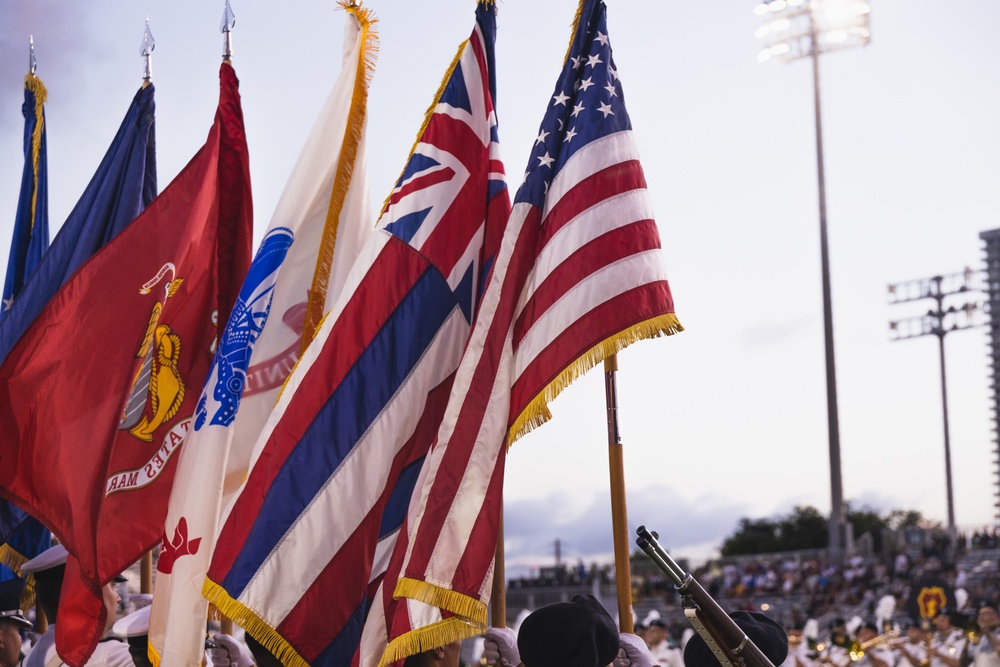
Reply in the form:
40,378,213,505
636,526,776,667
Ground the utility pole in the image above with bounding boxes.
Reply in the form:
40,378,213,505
888,268,984,542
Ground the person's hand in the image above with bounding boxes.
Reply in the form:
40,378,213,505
206,633,256,667
483,627,520,667
615,632,657,667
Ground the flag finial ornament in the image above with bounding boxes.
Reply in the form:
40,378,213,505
28,35,36,75
140,18,155,84
221,0,236,62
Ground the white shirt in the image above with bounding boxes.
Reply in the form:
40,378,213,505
21,630,131,667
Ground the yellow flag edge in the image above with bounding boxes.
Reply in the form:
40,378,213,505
24,73,47,235
301,1,380,350
507,312,684,446
378,577,487,667
200,579,311,667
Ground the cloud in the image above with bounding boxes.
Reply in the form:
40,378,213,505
502,485,750,574
0,3,93,124
741,315,814,350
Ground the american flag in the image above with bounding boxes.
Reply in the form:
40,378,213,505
203,4,509,666
362,0,680,664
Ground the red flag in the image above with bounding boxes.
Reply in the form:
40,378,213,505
0,63,252,667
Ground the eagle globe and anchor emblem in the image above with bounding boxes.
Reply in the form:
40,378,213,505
104,262,193,497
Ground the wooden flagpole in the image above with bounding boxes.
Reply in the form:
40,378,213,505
140,551,152,594
604,354,634,633
490,509,506,628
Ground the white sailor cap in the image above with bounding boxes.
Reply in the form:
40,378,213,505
0,579,32,628
112,604,151,638
21,544,68,575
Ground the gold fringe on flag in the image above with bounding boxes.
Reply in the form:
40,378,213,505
24,73,46,235
202,579,311,667
301,1,380,351
0,544,36,610
508,312,684,445
394,577,487,625
378,578,488,666
564,0,588,63
379,616,484,667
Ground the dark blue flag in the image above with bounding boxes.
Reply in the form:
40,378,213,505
0,73,53,584
0,83,156,362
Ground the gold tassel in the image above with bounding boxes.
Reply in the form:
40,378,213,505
202,579,311,667
23,73,47,235
564,0,588,64
393,578,487,625
379,616,485,667
302,2,380,351
508,313,684,445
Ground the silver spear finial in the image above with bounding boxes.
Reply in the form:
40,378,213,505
29,35,37,75
220,0,236,62
140,17,155,83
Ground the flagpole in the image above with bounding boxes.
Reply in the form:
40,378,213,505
141,552,152,594
490,511,506,628
604,354,634,633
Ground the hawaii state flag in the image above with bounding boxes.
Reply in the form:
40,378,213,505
204,3,509,665
0,63,251,667
149,4,377,664
362,0,681,663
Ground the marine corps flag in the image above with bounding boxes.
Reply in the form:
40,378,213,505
0,63,252,667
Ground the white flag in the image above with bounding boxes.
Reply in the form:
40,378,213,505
148,4,377,664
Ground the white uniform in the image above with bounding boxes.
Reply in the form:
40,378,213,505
931,629,966,667
780,641,815,667
895,639,928,667
22,630,131,667
967,630,1000,667
649,640,684,667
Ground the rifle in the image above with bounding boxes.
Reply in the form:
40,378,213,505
635,526,777,667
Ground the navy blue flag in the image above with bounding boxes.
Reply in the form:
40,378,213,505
3,74,49,311
0,73,53,583
0,83,156,362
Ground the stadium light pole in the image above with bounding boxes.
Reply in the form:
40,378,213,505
755,0,871,554
888,269,985,545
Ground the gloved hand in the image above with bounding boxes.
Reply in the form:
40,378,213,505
615,632,657,667
205,633,256,667
483,627,520,667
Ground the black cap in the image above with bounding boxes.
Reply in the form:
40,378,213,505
863,622,879,634
517,595,619,667
0,579,32,629
830,617,847,629
684,611,788,667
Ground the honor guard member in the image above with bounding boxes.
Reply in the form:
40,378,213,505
684,611,789,667
20,544,66,667
482,595,656,667
111,606,152,667
928,610,966,667
893,620,930,667
855,621,894,667
20,545,132,667
964,602,1000,667
0,579,33,667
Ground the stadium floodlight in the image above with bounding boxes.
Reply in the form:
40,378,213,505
754,0,871,555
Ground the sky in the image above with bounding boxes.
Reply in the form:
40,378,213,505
0,0,998,578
